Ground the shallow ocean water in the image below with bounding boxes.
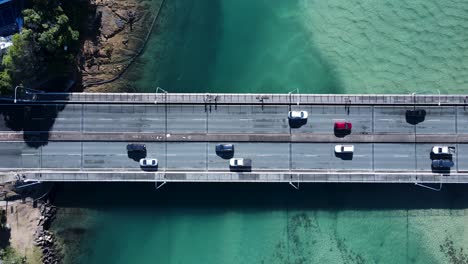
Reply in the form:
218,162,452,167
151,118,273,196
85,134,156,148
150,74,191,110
52,183,468,264
130,0,468,94
52,0,468,263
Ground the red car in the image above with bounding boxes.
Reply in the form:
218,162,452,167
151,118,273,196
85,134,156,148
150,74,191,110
334,121,352,131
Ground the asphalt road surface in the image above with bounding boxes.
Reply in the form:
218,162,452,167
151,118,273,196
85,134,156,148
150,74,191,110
0,104,467,135
0,141,462,173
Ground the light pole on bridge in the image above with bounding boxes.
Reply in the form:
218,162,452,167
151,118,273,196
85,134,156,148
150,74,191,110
411,90,441,106
154,86,168,104
13,85,24,103
288,88,300,106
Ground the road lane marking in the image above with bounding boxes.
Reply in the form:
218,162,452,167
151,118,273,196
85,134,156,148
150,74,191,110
191,118,206,121
426,119,441,122
305,154,318,157
239,119,254,121
393,154,409,158
41,154,81,156
257,154,273,157
378,119,394,121
166,154,177,157
354,155,366,157
98,118,113,121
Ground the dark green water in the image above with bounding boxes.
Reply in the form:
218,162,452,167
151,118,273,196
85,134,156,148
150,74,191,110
52,0,468,263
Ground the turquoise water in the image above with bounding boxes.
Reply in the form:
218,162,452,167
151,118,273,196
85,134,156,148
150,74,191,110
52,184,468,264
129,0,468,94
52,0,468,263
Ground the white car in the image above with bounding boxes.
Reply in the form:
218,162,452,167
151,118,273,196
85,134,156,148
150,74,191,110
140,158,158,167
432,146,455,155
334,145,354,154
229,158,252,168
288,111,308,120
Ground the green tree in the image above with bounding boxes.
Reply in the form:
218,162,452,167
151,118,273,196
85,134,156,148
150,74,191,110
0,0,79,92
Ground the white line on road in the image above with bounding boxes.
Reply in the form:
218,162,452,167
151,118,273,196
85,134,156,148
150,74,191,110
166,154,177,157
354,155,366,157
426,119,441,122
239,119,254,121
305,154,319,157
42,154,81,156
191,118,206,121
378,119,394,121
98,118,113,121
257,154,273,157
393,154,409,158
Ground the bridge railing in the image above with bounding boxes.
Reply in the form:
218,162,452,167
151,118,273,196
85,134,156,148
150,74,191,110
15,92,468,105
20,171,468,184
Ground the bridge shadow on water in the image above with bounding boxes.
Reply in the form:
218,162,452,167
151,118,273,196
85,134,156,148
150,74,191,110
51,182,468,211
0,98,68,148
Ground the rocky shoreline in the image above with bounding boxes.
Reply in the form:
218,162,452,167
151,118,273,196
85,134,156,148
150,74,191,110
34,203,60,264
80,0,165,92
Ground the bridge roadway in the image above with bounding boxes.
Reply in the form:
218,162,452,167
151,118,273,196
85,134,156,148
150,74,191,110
1,93,468,184
1,103,468,135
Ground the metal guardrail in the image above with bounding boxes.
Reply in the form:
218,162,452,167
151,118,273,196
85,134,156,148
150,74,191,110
21,171,468,184
14,92,468,105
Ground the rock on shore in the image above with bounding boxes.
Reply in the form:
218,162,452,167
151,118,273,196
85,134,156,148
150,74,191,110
34,203,60,264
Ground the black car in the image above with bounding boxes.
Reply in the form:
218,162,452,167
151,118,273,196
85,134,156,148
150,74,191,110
215,144,234,153
431,159,454,168
127,143,146,152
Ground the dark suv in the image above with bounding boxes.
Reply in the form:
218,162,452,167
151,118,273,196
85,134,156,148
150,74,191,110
431,159,454,168
215,144,234,153
127,143,146,152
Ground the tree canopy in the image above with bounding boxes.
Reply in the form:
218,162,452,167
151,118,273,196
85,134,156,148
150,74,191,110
0,0,79,94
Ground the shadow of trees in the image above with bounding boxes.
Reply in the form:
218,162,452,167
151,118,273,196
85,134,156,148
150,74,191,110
0,102,67,148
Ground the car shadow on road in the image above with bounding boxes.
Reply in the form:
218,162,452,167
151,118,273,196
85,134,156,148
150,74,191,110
140,166,159,172
334,152,353,160
405,110,426,125
288,119,307,129
229,167,252,172
334,129,351,138
216,152,234,159
128,151,147,162
431,167,451,175
429,153,452,160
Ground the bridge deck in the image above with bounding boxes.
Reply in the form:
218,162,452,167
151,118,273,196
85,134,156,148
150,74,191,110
2,94,468,184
